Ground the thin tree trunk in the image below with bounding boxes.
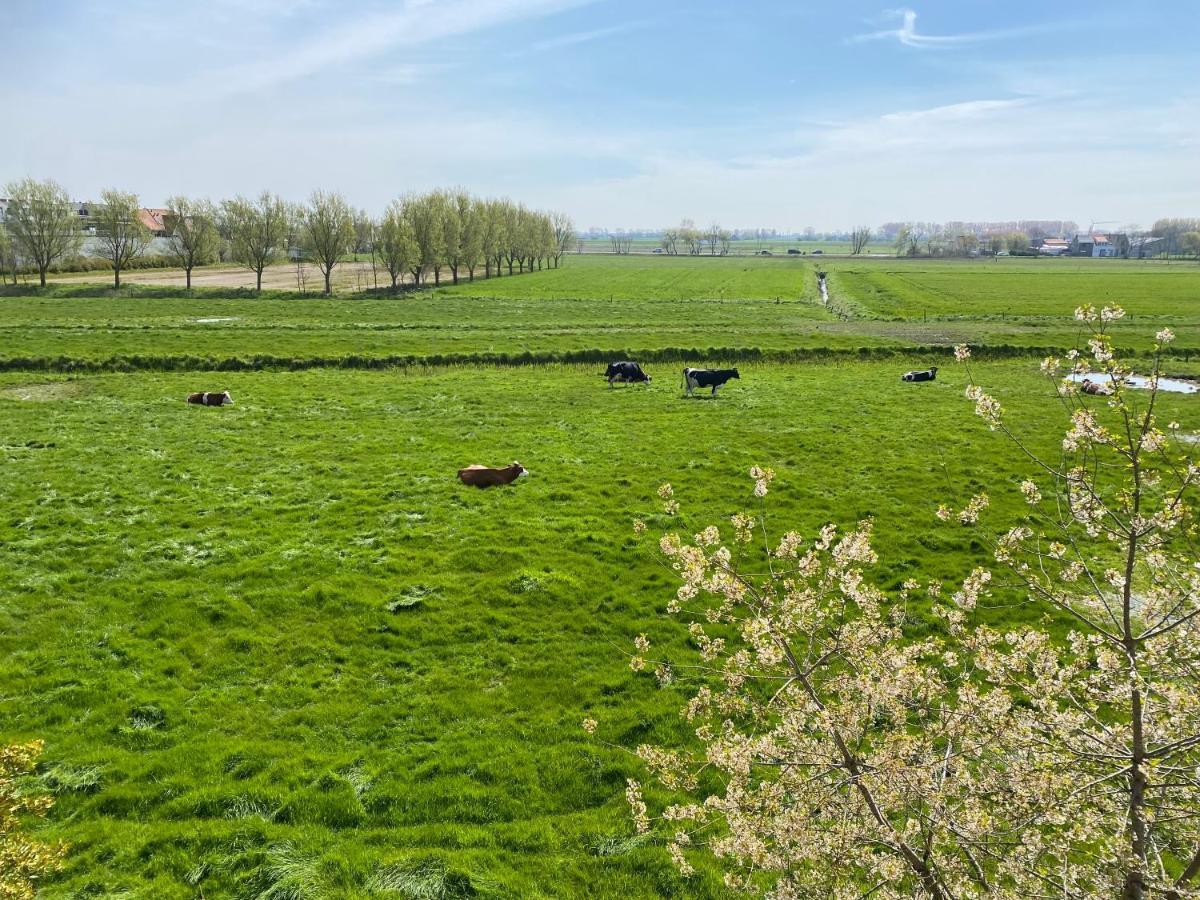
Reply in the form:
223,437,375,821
1122,452,1148,900
256,268,263,291
114,266,120,289
324,269,332,295
40,266,48,287
186,266,192,289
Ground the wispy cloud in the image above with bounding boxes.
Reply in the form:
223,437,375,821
192,0,598,96
526,20,647,53
849,8,1055,48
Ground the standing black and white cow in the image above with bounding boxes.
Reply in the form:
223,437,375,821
682,367,740,397
602,361,652,388
901,366,938,383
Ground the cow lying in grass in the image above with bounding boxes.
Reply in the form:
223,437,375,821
457,462,527,487
1080,378,1113,396
901,367,938,383
187,391,234,406
683,367,740,397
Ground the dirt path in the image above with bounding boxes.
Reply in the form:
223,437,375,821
46,261,405,293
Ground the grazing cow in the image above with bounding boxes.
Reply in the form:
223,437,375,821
682,367,740,397
187,390,234,406
901,367,938,383
602,361,651,387
1080,378,1112,396
457,462,527,488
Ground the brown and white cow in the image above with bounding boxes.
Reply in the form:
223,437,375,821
187,391,234,406
457,462,527,487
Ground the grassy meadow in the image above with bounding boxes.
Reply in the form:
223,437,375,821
3,253,1200,897
6,256,1200,369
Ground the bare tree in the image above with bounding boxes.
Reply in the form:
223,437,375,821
299,190,355,295
436,190,462,285
2,177,81,286
459,195,484,280
679,219,701,255
164,196,220,289
481,199,508,278
351,208,374,255
220,192,289,291
850,225,872,255
550,211,574,268
402,192,445,286
377,200,415,290
705,223,722,255
0,223,17,285
92,189,151,289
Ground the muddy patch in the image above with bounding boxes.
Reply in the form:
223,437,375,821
0,381,88,402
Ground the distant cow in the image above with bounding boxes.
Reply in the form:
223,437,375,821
187,391,234,406
457,462,527,488
603,361,651,387
1080,378,1112,396
901,367,938,383
683,367,740,397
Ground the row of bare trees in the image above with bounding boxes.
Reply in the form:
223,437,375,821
659,220,732,256
375,190,574,291
891,223,1032,258
0,178,575,294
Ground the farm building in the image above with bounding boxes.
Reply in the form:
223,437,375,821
1032,237,1070,255
1130,235,1168,258
138,208,171,237
1070,233,1118,257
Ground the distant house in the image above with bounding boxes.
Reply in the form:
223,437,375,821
1033,237,1070,256
139,208,171,238
1,198,91,228
1070,233,1117,258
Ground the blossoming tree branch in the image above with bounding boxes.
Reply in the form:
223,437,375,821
591,306,1200,900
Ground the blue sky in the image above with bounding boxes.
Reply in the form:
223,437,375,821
3,0,1197,230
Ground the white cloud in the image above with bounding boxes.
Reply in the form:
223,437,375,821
850,8,1057,48
190,0,598,97
526,20,647,53
540,95,1200,230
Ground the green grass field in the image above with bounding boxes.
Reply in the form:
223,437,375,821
4,256,1199,370
3,254,1200,897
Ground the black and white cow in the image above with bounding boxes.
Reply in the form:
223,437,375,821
603,361,652,387
901,367,938,383
187,390,234,406
682,367,740,397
